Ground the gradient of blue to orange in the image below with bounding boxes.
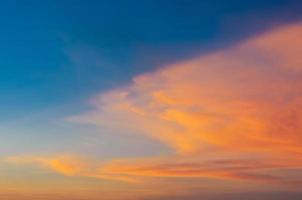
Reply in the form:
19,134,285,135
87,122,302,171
1,1,302,200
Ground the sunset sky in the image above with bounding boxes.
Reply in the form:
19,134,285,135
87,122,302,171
1,1,302,200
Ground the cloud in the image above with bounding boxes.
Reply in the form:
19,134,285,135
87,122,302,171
7,23,302,195
7,154,302,189
69,23,302,157
101,157,289,183
5,155,137,183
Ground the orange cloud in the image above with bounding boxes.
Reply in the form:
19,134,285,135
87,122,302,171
7,154,302,186
6,155,91,176
69,23,302,157
5,155,137,183
9,23,302,191
66,23,302,187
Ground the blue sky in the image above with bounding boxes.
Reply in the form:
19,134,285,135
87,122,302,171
1,0,302,122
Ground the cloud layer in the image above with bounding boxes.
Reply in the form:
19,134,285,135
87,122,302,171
70,23,302,154
67,23,302,185
6,23,302,199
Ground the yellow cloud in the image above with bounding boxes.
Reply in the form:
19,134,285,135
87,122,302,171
5,155,137,183
6,155,91,176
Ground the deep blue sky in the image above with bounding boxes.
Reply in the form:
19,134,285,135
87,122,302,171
1,0,302,121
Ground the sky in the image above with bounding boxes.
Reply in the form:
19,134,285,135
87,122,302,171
1,1,302,200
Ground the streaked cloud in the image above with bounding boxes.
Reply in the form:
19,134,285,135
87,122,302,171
5,155,137,183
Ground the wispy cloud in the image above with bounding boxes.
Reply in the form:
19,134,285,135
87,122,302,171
5,155,137,183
